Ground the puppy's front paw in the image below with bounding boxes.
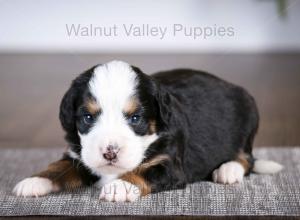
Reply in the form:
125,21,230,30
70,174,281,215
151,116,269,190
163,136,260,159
13,177,57,197
100,179,140,202
212,161,245,184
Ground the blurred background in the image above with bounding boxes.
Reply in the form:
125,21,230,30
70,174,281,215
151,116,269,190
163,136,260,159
0,0,299,148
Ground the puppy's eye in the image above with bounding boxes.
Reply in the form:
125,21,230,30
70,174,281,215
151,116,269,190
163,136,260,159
83,114,94,124
129,114,141,124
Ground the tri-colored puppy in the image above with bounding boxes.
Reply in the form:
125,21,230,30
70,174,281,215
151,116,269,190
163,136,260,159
13,61,282,201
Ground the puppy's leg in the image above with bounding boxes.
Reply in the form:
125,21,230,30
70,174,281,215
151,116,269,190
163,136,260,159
99,173,150,202
13,158,84,197
212,151,253,184
99,164,154,202
99,154,176,202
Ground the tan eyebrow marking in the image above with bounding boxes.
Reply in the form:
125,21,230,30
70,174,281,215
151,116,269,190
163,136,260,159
85,99,101,114
124,96,139,115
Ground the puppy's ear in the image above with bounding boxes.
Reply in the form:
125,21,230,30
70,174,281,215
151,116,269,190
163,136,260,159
59,84,77,132
131,65,172,130
154,84,173,129
59,66,95,133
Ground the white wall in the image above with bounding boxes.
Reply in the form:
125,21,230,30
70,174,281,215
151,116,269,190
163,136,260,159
0,0,299,53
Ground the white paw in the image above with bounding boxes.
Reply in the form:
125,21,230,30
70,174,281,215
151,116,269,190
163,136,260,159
213,161,245,184
13,177,55,197
100,179,140,202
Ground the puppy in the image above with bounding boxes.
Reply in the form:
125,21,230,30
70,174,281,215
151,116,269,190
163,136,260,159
13,61,282,201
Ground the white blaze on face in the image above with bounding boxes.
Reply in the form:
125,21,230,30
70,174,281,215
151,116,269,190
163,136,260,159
79,61,158,176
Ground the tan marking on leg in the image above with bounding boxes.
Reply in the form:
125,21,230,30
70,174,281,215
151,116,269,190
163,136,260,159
236,150,251,174
33,160,83,190
135,154,169,173
148,120,157,134
120,154,170,196
120,173,151,196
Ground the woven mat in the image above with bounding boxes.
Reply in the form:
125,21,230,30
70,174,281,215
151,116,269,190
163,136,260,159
0,147,299,216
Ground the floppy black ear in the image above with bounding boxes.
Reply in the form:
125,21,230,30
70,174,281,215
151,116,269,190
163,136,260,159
131,65,175,131
59,66,96,133
154,83,173,130
59,85,77,133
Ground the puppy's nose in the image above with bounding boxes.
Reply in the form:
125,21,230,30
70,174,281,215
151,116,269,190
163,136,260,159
103,145,118,161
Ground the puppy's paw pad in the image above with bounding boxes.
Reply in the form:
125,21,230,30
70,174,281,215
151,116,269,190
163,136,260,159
213,161,245,184
100,179,140,202
13,177,55,197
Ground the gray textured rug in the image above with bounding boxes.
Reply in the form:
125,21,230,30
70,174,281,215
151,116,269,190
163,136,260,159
0,147,299,216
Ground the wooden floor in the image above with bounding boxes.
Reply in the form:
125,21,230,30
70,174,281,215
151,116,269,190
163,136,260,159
0,53,299,149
